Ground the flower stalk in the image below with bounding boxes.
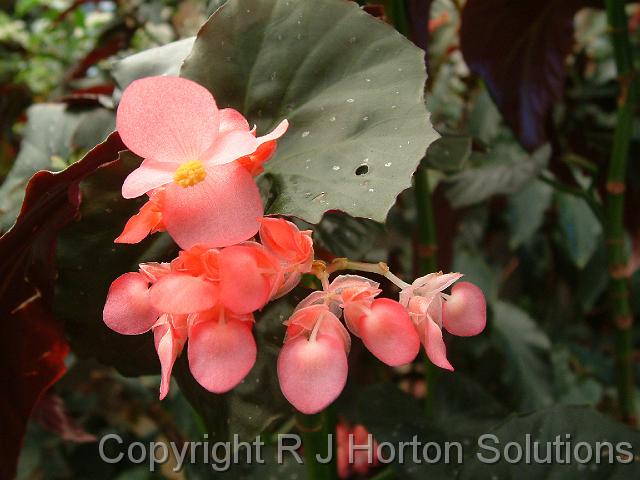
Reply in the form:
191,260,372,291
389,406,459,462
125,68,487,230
297,411,338,480
604,0,638,424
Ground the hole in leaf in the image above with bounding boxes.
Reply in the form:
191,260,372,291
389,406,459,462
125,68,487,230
355,165,369,175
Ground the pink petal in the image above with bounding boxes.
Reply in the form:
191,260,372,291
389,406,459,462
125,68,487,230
121,159,177,199
256,119,289,143
188,317,257,393
218,108,250,135
202,129,260,166
149,273,217,314
277,334,348,414
115,199,163,244
357,298,420,366
117,76,219,163
424,318,454,371
218,243,278,314
162,163,263,249
153,318,183,400
443,282,487,337
103,272,158,335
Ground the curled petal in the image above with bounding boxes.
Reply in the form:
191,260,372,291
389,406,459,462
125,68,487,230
218,242,282,314
277,334,348,414
162,163,263,249
153,316,186,400
103,272,157,335
202,129,260,166
138,262,171,283
188,316,256,393
356,298,420,366
121,159,177,199
284,305,349,351
259,217,313,267
257,119,289,143
329,275,380,293
149,273,217,314
443,282,487,337
424,318,453,371
115,190,165,243
117,76,219,163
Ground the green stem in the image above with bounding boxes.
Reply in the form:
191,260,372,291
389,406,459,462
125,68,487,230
604,0,638,424
415,164,439,419
297,411,338,480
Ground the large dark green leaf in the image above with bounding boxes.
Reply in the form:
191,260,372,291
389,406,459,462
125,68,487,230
55,152,176,376
181,0,437,223
506,179,553,249
458,405,640,479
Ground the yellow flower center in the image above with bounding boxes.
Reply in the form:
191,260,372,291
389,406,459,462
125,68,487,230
174,160,206,187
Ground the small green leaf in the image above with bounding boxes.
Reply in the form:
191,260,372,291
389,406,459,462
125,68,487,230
492,300,553,410
556,192,603,269
506,179,553,248
425,135,472,172
445,143,550,208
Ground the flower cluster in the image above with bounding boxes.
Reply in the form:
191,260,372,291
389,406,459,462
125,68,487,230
103,76,306,398
104,217,313,398
103,75,486,415
277,273,486,413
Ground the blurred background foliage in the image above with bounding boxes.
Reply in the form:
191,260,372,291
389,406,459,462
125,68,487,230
2,0,640,479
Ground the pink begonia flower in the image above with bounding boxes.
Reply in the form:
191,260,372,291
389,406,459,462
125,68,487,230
259,217,314,298
278,305,349,414
116,76,288,249
336,422,380,479
401,273,486,371
103,251,263,398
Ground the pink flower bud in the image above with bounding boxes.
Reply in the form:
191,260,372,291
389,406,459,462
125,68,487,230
356,298,420,366
218,242,283,314
442,282,486,337
103,272,158,335
187,308,257,394
277,333,348,414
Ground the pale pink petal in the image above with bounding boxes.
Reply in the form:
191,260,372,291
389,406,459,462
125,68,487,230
277,334,348,414
357,298,420,366
284,304,331,341
256,119,289,143
424,318,453,371
202,129,260,166
149,273,217,314
153,318,183,400
270,271,303,300
318,311,352,353
138,262,171,283
188,317,256,393
162,163,263,249
329,275,380,293
103,272,158,335
443,282,487,337
117,76,219,163
218,108,250,135
415,272,463,294
294,291,330,311
121,159,177,199
218,243,277,314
